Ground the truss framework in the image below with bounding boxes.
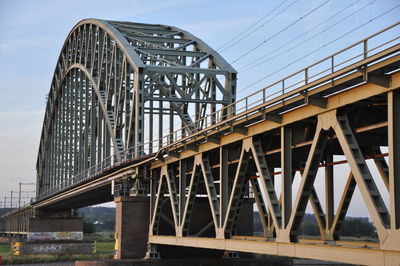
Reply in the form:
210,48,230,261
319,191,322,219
148,80,400,265
36,19,236,197
18,18,399,266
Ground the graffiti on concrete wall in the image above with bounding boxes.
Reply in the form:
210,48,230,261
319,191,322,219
27,231,83,241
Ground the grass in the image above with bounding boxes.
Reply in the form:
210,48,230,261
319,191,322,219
2,253,114,264
0,242,10,255
0,241,115,264
95,241,115,254
83,231,115,242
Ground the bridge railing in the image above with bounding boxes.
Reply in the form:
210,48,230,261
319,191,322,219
150,21,400,153
37,22,400,201
37,148,149,200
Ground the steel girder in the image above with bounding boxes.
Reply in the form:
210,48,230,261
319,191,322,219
148,81,400,266
36,19,236,198
145,28,400,262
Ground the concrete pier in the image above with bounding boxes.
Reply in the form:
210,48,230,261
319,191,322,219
114,196,150,259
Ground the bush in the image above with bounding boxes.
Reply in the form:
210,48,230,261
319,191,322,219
83,219,96,234
341,217,376,238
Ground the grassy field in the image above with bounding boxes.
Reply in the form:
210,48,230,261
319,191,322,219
83,231,115,242
0,242,10,255
0,241,114,264
95,241,114,254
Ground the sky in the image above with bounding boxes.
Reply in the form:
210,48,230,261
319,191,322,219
0,0,398,216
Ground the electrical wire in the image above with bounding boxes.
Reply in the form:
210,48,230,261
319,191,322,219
217,0,294,52
227,0,330,66
236,2,400,95
238,0,369,72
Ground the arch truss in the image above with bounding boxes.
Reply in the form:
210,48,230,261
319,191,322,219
36,19,237,197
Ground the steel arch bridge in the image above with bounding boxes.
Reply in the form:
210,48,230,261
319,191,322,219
36,19,236,197
1,18,398,266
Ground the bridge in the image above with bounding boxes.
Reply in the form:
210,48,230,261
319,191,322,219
1,18,400,265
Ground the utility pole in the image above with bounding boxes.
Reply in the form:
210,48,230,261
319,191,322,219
10,191,13,234
18,183,22,235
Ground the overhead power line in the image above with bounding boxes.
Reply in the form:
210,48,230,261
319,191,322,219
238,0,369,72
236,2,400,95
228,0,330,66
217,0,293,52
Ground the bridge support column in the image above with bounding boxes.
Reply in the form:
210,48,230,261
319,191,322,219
114,196,149,259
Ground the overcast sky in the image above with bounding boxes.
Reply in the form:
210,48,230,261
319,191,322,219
0,0,398,216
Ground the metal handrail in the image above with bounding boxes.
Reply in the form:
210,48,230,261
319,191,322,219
36,22,400,201
146,21,400,154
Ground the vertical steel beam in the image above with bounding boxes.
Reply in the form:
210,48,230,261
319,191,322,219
134,69,144,157
158,100,163,150
388,90,400,229
281,126,292,228
68,72,74,182
54,97,60,188
90,83,97,168
325,154,334,231
74,69,79,176
179,160,186,226
169,84,174,144
79,71,84,173
97,103,102,164
219,146,229,228
61,85,66,185
84,77,89,171
149,96,153,154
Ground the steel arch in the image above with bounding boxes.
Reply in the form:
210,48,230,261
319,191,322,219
36,18,237,197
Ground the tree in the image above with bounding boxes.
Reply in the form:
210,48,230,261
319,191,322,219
83,218,96,234
301,220,319,236
341,217,376,238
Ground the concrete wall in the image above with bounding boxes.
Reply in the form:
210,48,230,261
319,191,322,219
15,241,93,255
28,217,83,242
29,217,83,232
